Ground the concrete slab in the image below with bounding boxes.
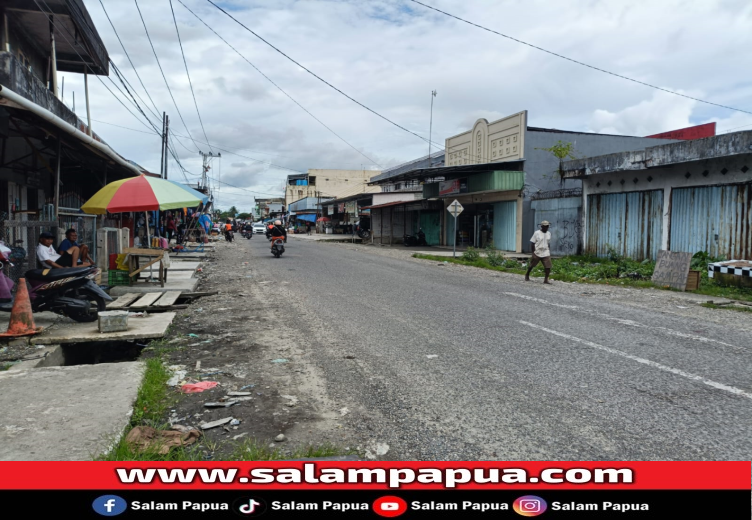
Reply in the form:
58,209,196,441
0,312,178,346
0,361,144,460
166,261,201,271
169,252,208,259
109,278,198,296
166,271,196,280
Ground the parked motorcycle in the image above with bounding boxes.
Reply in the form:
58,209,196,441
403,228,427,247
271,238,285,258
0,266,112,323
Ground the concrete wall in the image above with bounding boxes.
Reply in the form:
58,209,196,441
372,192,420,205
582,155,752,257
445,112,527,166
531,197,583,256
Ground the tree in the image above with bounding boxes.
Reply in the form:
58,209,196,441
536,140,578,183
238,212,251,220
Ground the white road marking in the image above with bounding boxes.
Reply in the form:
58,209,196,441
504,292,739,350
519,321,752,400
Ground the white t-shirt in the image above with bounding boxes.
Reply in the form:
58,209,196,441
530,230,552,258
37,243,61,265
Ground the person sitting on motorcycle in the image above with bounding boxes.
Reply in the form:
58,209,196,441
37,231,90,268
224,219,234,241
242,221,253,237
270,219,287,248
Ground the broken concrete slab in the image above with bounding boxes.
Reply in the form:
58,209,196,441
0,361,144,460
200,417,234,430
0,312,177,346
166,262,202,272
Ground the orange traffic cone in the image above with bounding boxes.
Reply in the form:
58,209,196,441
0,278,42,337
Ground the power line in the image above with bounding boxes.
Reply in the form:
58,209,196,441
133,0,200,151
204,0,445,150
409,0,752,116
97,0,163,120
178,0,381,167
169,0,213,153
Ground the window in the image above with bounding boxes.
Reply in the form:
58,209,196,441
309,176,316,186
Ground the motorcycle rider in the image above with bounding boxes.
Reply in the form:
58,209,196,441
242,221,253,238
224,218,234,242
270,219,287,249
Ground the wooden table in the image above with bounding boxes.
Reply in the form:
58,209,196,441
123,248,169,287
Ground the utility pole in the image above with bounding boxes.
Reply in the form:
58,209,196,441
160,112,166,178
199,150,221,197
428,90,437,162
163,115,169,180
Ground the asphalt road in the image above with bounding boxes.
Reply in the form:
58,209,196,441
242,236,752,461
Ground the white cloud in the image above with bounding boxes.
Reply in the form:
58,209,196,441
53,0,752,211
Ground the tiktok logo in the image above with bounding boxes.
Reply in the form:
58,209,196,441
233,497,267,517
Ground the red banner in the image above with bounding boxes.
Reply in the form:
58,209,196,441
0,461,747,490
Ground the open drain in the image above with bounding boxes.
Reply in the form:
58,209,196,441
61,341,146,366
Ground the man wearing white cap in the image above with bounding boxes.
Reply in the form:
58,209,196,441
525,221,552,284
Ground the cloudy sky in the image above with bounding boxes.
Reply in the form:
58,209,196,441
59,0,752,212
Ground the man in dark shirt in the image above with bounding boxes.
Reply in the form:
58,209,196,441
57,229,93,265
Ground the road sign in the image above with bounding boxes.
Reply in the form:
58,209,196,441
447,199,464,217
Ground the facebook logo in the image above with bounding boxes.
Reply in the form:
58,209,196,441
92,495,127,516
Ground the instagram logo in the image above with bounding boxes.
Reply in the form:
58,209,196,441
513,495,547,517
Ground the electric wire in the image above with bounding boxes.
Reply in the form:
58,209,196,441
169,0,213,153
97,0,163,120
178,0,381,167
409,0,752,116
133,0,200,151
204,0,445,150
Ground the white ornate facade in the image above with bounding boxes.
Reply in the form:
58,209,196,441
445,111,527,166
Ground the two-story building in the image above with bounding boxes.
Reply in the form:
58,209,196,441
0,0,154,280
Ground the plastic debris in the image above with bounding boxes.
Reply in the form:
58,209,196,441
239,384,256,390
230,419,241,426
187,333,199,338
271,359,288,363
227,391,252,396
200,371,223,377
180,381,219,393
125,426,200,454
166,370,187,387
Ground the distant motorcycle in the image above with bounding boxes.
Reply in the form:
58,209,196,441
224,230,234,242
241,230,252,239
271,238,285,258
403,228,427,247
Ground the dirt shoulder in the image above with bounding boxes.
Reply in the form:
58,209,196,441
159,242,359,460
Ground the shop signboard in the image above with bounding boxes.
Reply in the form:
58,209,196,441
345,201,357,214
439,178,468,196
338,203,345,213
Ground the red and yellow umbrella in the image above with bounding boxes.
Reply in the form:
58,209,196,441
81,174,208,214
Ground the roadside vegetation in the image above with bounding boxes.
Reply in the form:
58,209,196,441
98,338,350,461
414,247,752,302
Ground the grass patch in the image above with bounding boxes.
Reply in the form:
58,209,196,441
701,302,752,314
229,440,345,461
414,252,752,300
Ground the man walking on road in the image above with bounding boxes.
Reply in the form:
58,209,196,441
525,220,552,284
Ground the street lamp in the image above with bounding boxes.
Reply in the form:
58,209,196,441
428,90,437,162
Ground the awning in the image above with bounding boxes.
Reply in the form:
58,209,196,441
317,217,331,222
361,200,417,210
296,214,317,222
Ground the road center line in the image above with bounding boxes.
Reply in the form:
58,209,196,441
504,292,739,350
519,321,752,400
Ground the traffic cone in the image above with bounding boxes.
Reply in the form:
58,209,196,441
0,278,42,337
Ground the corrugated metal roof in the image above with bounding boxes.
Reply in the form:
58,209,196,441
369,151,445,183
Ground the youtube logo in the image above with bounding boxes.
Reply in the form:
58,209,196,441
373,496,408,517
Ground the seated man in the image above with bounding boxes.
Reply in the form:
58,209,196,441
58,229,93,265
37,231,90,268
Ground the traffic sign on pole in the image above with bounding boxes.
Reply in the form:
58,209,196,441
447,200,463,257
447,199,464,217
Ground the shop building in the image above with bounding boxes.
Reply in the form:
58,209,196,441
561,131,752,261
0,0,156,282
